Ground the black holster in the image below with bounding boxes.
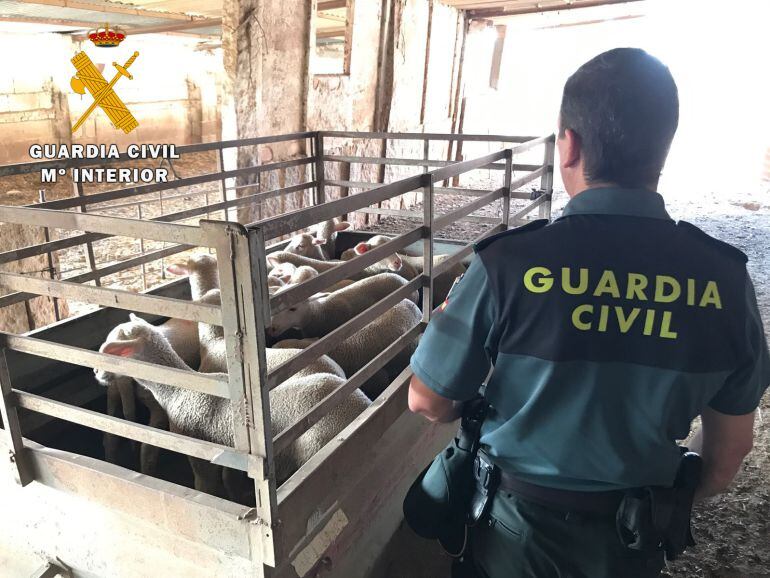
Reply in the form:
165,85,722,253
616,451,702,560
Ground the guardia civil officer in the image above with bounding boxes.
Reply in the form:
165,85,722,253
407,48,770,577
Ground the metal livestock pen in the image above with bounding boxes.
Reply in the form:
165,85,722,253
0,131,555,577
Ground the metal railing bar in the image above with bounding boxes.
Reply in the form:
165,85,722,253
433,187,505,230
353,207,499,225
32,157,315,211
4,334,230,398
0,244,192,311
432,223,506,278
268,227,423,314
322,131,538,142
0,272,221,325
266,277,422,390
14,391,247,470
272,323,422,454
252,174,426,240
0,206,206,247
0,132,317,177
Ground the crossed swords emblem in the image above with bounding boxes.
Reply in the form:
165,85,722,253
70,51,140,134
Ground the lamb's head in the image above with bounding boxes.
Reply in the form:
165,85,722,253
353,235,402,272
286,233,325,258
166,253,219,299
197,288,224,340
99,313,179,366
267,294,326,337
268,262,297,284
290,265,319,284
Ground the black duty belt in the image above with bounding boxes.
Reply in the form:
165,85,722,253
497,472,624,516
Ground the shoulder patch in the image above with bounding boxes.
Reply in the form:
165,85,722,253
677,220,748,263
474,219,549,252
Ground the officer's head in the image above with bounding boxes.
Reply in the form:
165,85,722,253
557,48,679,195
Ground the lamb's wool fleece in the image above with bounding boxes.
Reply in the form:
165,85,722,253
194,289,345,379
167,253,219,300
102,317,365,487
268,273,415,338
274,299,420,399
270,373,369,484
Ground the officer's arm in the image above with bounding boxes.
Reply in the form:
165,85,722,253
690,408,755,500
408,257,498,422
408,375,462,423
693,275,769,500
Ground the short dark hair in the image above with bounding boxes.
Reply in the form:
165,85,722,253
559,48,679,188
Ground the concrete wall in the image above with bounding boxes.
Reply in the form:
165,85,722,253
0,32,223,165
223,0,466,225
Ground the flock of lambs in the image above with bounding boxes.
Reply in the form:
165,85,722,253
93,218,466,504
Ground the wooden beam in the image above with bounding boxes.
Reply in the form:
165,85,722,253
316,26,346,39
72,17,222,40
16,0,194,21
318,0,347,9
468,0,644,19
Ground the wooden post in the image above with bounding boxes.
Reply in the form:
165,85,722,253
422,173,434,321
0,345,32,486
502,148,512,230
540,135,555,220
314,132,326,206
202,220,276,568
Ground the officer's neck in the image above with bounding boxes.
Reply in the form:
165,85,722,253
568,178,659,198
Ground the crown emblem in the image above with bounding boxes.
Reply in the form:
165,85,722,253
88,23,126,48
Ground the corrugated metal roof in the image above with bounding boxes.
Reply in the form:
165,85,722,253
0,0,220,36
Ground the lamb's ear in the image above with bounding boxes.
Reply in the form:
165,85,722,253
166,263,188,275
312,238,326,245
129,313,151,325
335,221,351,232
102,339,140,358
266,255,280,268
354,242,370,255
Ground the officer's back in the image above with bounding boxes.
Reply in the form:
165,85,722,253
407,47,770,578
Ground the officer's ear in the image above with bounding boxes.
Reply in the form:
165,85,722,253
558,128,581,169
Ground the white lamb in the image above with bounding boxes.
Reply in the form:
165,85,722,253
312,218,351,259
268,273,416,338
274,298,421,400
340,235,403,272
194,289,345,379
285,233,327,260
100,317,368,498
96,315,200,474
166,253,219,300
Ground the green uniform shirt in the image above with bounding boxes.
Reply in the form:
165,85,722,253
411,187,770,491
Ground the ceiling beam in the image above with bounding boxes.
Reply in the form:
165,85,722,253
468,0,644,19
71,17,221,39
15,0,195,21
318,0,347,10
316,26,346,39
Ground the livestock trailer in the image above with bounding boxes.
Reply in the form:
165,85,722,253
0,131,554,577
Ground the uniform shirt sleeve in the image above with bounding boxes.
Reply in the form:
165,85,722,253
709,275,770,415
410,255,498,401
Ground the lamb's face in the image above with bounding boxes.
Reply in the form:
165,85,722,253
269,262,296,284
354,237,403,272
287,233,324,257
267,295,323,336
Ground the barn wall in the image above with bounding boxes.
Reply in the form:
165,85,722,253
223,0,465,226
